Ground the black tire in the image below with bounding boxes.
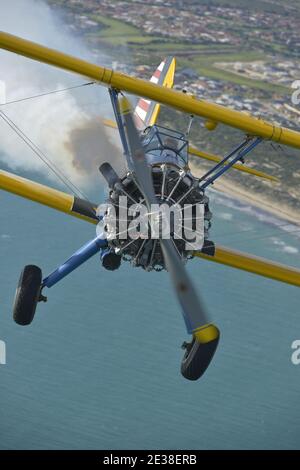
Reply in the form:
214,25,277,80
181,334,220,381
13,265,42,325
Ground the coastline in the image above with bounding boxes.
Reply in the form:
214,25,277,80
189,163,300,226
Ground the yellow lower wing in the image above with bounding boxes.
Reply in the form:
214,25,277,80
195,245,300,288
0,170,98,224
1,169,299,287
189,146,278,182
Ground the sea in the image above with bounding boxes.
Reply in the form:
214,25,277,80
1,171,300,450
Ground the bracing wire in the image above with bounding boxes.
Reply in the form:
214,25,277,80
0,109,89,200
0,81,97,200
0,82,96,107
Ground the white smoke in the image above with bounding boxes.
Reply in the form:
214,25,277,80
0,0,123,193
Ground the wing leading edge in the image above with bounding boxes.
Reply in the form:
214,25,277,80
0,169,98,224
2,32,300,149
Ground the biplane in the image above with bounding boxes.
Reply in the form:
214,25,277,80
1,31,300,381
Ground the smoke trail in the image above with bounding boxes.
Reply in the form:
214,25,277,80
0,0,124,193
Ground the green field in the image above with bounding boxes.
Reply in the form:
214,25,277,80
89,14,163,46
198,66,287,94
179,53,288,95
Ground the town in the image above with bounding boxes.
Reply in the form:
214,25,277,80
45,0,300,212
48,0,300,130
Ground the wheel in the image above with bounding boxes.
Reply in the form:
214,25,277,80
13,265,42,325
181,331,220,381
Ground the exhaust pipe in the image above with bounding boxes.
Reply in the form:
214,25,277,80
99,162,120,189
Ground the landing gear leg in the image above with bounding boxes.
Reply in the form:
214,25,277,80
13,235,107,325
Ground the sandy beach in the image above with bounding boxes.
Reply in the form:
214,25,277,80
189,162,300,226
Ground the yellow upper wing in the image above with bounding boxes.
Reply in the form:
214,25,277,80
1,31,300,150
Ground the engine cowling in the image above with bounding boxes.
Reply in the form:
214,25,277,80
98,163,213,271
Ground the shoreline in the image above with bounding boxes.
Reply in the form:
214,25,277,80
189,163,300,227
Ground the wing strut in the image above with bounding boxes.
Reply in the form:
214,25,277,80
199,136,262,189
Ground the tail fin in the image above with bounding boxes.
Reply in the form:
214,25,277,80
134,56,176,129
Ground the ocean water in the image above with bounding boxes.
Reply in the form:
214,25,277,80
1,175,300,450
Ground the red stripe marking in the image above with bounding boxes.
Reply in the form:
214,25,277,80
138,99,150,112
